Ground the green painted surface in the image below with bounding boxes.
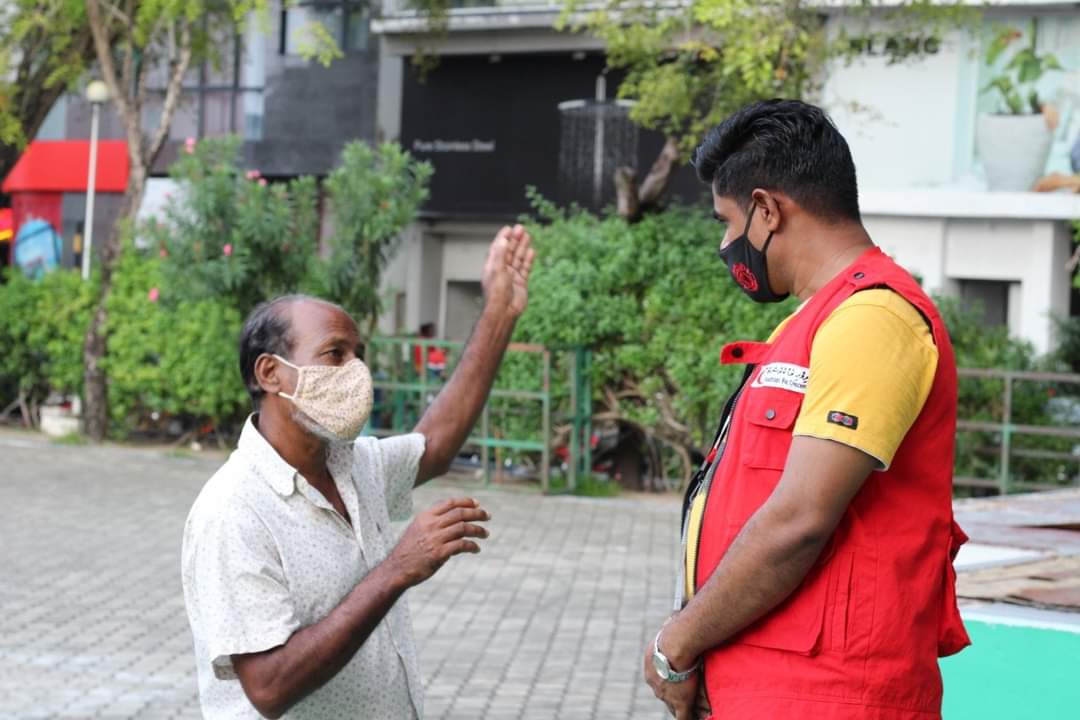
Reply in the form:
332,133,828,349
941,619,1080,719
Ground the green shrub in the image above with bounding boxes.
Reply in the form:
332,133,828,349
939,295,1079,491
0,268,94,423
313,141,433,332
104,242,248,435
146,136,321,318
462,194,795,488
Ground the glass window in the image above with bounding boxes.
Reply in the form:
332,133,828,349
345,6,369,53
282,2,368,56
243,90,265,141
959,279,1011,328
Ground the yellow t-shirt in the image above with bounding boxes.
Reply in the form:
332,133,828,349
683,289,938,600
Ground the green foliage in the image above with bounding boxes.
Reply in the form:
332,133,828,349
0,271,50,402
939,296,1079,491
938,296,1035,371
0,0,93,150
0,268,95,415
982,22,1063,115
31,269,97,395
1073,221,1079,291
559,0,974,154
0,243,247,435
104,242,248,434
1053,315,1080,375
313,142,433,331
147,136,321,318
151,138,431,333
51,432,89,446
288,16,345,67
514,193,794,454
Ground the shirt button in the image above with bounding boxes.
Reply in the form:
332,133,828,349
765,408,776,420
854,271,865,279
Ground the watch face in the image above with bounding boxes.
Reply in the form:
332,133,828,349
652,652,669,679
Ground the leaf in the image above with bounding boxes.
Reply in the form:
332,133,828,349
1042,53,1063,71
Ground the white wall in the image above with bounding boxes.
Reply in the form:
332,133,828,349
864,212,1073,354
822,22,978,191
378,223,498,339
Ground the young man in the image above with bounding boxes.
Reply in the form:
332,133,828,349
182,226,534,718
644,100,969,719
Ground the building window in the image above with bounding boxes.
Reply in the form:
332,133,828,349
281,1,369,57
143,29,265,141
958,279,1011,328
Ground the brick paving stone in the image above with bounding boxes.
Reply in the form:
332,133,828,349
0,431,679,719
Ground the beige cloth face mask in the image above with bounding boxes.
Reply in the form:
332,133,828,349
274,355,373,440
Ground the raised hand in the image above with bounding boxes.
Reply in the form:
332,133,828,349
388,497,491,587
482,224,535,319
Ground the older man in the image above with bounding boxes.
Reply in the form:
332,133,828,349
182,226,534,718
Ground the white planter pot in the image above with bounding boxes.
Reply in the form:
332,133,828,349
40,405,81,437
975,113,1053,192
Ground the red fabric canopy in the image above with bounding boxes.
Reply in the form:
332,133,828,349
2,140,129,194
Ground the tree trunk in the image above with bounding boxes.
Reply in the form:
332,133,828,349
614,136,682,222
81,303,109,440
81,161,147,441
81,2,192,440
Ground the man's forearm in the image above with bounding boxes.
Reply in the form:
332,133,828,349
414,306,516,483
234,559,410,718
662,503,830,670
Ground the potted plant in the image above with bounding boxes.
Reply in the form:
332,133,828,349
975,22,1063,191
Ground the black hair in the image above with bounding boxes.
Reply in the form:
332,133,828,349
238,295,304,408
692,99,861,222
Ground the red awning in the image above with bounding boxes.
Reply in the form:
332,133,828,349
1,140,129,194
0,208,12,242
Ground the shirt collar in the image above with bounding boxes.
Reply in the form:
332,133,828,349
238,414,299,496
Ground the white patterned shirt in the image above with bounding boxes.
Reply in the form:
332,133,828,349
181,415,427,719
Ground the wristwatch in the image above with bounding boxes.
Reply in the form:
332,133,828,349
652,629,699,683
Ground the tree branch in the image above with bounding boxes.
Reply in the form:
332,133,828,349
637,135,681,206
119,0,136,104
99,0,133,27
86,0,131,121
615,166,640,220
147,20,192,166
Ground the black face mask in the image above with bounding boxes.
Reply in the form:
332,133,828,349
718,205,790,304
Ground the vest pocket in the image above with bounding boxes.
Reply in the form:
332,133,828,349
732,547,830,655
742,389,803,470
938,518,972,657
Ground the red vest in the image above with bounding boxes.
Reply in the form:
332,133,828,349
693,248,970,719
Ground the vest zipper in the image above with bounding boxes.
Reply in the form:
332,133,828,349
691,363,754,715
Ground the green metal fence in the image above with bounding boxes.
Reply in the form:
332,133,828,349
364,337,592,493
955,368,1080,494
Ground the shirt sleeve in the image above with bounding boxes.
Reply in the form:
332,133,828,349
189,501,300,680
793,290,939,470
374,433,426,521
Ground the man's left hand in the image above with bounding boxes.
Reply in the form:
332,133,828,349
482,224,535,319
643,636,702,720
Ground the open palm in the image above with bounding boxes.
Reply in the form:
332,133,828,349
482,224,535,318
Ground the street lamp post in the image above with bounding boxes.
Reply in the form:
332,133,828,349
81,80,109,281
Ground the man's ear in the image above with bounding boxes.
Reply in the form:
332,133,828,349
254,353,288,397
750,189,783,234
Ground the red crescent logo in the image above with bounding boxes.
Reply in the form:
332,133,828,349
732,263,759,292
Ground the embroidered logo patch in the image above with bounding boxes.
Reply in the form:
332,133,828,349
751,363,809,394
731,263,759,292
827,411,859,429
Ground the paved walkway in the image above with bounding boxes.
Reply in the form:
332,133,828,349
0,432,681,719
